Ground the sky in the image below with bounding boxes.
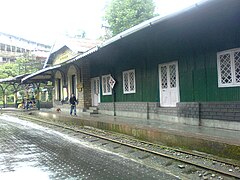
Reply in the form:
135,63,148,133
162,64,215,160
0,0,201,45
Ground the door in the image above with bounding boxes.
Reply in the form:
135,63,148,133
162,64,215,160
91,77,100,106
71,75,76,95
159,61,179,107
57,79,61,101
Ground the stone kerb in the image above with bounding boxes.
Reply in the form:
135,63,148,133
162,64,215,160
32,111,240,161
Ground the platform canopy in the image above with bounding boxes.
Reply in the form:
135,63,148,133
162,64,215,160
0,74,30,84
21,64,62,84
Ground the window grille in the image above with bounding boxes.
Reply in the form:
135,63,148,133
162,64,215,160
234,51,240,83
93,80,96,94
161,66,168,89
123,69,136,94
169,64,177,88
102,74,112,95
96,79,100,94
217,48,240,87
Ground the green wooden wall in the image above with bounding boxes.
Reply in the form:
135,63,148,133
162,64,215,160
90,49,240,103
89,5,240,103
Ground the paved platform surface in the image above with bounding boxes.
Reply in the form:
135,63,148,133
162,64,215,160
43,108,240,146
0,115,175,180
1,108,240,160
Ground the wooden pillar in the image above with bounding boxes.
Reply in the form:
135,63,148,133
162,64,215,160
4,94,7,108
45,91,48,101
39,91,42,101
36,87,40,110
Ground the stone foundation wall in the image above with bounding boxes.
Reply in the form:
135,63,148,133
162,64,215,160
99,102,177,114
177,102,200,119
98,101,240,130
200,102,240,122
98,102,114,111
98,102,177,119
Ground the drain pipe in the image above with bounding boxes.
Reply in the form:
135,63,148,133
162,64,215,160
112,88,116,116
147,102,149,120
198,102,201,126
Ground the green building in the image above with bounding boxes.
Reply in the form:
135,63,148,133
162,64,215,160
23,0,240,130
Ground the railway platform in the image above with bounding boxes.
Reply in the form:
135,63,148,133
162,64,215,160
1,107,240,161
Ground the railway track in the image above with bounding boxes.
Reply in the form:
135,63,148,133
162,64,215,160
13,114,240,179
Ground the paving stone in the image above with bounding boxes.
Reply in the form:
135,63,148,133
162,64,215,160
0,117,176,180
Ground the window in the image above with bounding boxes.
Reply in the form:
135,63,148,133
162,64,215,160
102,74,112,95
6,45,11,51
217,48,240,87
0,43,5,51
71,75,76,94
12,46,15,52
123,69,136,94
17,47,21,52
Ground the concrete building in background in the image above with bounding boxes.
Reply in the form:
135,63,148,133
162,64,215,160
0,32,51,65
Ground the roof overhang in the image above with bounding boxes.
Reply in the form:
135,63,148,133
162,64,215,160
68,0,215,63
0,74,30,84
66,0,238,65
21,65,61,83
9,0,238,86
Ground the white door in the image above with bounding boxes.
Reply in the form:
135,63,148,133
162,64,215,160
159,61,179,107
91,77,100,106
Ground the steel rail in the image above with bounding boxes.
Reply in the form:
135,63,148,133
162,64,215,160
16,114,240,179
122,136,240,167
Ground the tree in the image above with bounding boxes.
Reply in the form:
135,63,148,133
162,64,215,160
16,56,40,75
104,0,157,36
0,63,18,79
0,53,44,106
0,53,42,79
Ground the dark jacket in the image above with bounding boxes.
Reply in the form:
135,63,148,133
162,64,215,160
69,96,77,106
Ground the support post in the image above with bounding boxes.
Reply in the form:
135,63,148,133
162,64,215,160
3,94,7,108
112,88,116,116
35,83,41,110
14,92,18,108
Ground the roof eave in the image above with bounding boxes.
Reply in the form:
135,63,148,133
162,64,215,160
21,65,61,83
70,0,214,63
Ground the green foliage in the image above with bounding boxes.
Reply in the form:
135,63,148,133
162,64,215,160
0,54,42,102
48,90,53,101
104,0,157,36
16,56,40,75
18,90,25,98
0,63,18,79
0,56,40,80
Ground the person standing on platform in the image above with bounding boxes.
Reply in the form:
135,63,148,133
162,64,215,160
69,93,77,116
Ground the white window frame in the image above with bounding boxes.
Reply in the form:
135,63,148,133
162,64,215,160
102,74,112,95
123,69,136,94
217,48,240,87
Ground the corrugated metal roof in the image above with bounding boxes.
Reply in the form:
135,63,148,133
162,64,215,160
51,37,101,54
19,0,223,84
0,74,30,83
43,37,101,68
21,65,61,83
70,0,213,63
67,46,99,63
